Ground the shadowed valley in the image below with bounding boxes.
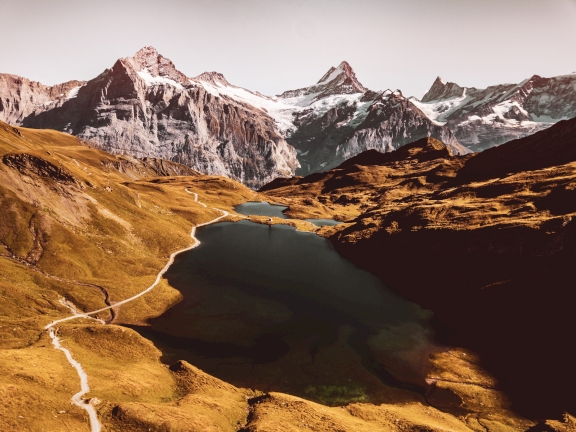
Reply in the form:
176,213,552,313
261,119,576,429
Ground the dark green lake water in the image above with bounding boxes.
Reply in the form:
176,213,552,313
135,219,436,405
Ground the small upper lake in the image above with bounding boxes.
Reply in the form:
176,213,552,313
235,202,289,219
235,201,342,227
135,208,437,406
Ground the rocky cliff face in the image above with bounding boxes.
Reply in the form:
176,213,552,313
273,62,468,175
171,59,468,177
0,74,85,125
285,86,466,175
2,47,299,189
0,50,470,185
411,73,576,151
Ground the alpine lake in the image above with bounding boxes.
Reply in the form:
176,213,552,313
132,202,438,406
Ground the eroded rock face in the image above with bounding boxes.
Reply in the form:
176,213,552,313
286,88,466,175
267,62,468,176
4,47,299,189
411,73,576,152
2,153,77,184
100,154,200,179
0,74,85,125
0,49,469,186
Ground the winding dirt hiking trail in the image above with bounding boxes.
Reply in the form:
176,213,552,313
44,189,229,432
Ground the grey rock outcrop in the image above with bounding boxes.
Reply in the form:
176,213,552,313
412,73,576,151
3,47,299,189
275,64,467,175
0,74,85,125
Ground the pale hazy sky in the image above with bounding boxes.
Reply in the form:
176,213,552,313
2,0,576,98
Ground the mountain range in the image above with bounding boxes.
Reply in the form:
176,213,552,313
410,73,576,151
1,47,575,187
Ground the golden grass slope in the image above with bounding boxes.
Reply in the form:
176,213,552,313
0,124,536,431
0,121,256,430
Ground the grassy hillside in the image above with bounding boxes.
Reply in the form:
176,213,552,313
0,121,260,430
2,123,563,431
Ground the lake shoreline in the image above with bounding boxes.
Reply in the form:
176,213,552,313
132,218,441,407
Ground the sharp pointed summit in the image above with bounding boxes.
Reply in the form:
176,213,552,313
315,61,367,94
421,76,465,102
123,46,189,84
279,61,367,99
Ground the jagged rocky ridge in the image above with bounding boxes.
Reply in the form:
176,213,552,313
1,47,298,189
410,73,576,151
0,74,85,125
6,47,574,184
199,60,469,176
0,48,469,185
3,47,576,185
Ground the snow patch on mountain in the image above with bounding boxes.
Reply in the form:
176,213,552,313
347,100,372,127
493,100,529,119
412,72,576,151
137,69,184,90
66,85,83,100
305,93,364,117
196,74,368,137
197,78,298,135
410,89,470,125
318,63,348,85
459,100,548,130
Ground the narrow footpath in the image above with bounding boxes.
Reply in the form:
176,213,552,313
44,190,229,432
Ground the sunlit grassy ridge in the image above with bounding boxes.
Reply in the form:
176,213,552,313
0,121,258,430
2,123,567,431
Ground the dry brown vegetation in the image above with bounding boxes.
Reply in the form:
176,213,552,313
0,121,260,430
262,128,576,429
0,122,512,431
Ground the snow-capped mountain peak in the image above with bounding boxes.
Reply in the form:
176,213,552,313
124,46,189,85
317,61,361,85
421,76,466,102
278,61,367,100
412,71,576,151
